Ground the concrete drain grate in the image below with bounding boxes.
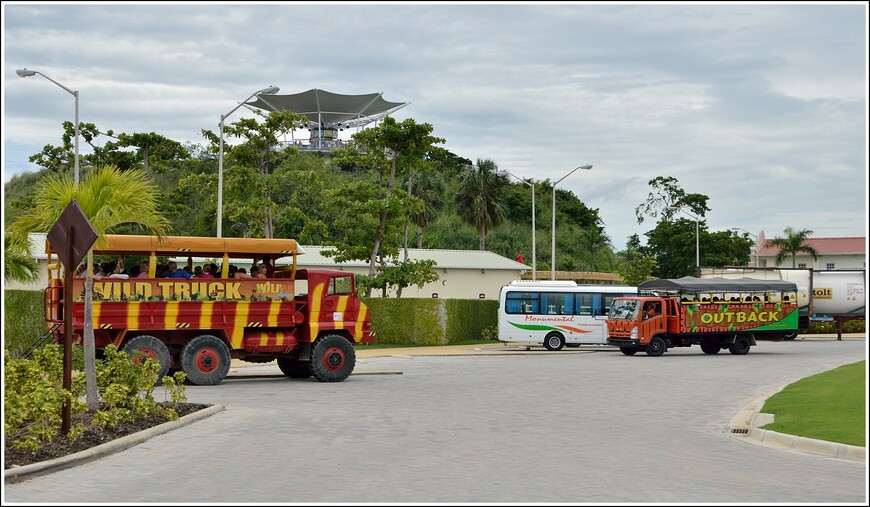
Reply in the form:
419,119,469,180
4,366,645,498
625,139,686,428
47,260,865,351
731,428,749,434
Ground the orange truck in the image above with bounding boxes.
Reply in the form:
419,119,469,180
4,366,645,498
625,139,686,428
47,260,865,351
605,276,799,357
43,234,375,384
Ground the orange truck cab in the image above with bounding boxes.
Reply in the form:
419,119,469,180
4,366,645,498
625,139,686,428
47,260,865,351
43,235,375,385
605,276,799,357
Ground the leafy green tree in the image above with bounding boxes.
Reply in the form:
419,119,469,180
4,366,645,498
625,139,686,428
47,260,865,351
767,227,819,268
201,110,302,238
8,164,170,411
336,117,444,293
615,234,657,285
456,159,509,250
378,258,441,298
645,217,706,278
635,176,710,225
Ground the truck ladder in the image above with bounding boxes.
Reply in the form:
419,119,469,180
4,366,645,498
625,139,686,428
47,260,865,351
17,322,62,359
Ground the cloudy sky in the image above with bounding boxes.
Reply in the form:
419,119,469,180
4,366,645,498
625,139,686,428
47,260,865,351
3,1,867,251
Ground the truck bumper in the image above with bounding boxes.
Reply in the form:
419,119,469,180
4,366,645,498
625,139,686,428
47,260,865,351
607,338,639,347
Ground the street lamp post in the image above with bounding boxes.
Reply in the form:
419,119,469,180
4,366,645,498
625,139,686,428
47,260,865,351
17,68,79,186
731,227,759,267
499,170,536,280
217,85,280,238
551,164,593,280
668,206,700,273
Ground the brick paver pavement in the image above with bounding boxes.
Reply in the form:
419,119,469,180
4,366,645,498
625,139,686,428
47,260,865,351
3,337,866,503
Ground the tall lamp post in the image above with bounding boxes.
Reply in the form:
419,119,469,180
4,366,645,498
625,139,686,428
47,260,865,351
551,164,592,280
499,170,536,280
731,227,759,267
217,85,280,238
668,206,700,273
17,68,79,186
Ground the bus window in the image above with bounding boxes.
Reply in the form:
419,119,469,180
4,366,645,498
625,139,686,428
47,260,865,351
505,292,539,314
577,293,593,316
541,292,573,314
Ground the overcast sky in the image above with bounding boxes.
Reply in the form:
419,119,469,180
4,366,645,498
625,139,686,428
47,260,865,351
3,1,867,251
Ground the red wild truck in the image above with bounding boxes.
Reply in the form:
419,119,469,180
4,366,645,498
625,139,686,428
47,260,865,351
43,234,375,384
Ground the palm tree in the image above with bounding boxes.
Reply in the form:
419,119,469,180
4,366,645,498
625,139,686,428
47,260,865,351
766,227,819,268
410,169,446,249
4,233,40,284
456,159,509,250
8,164,171,411
580,227,612,271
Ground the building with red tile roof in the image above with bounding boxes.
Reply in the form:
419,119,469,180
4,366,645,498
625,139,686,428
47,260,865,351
749,231,866,270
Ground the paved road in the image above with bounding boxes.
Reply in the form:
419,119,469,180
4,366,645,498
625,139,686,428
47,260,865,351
4,338,867,503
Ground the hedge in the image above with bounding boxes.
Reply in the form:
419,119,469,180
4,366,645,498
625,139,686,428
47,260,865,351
4,290,46,357
361,297,499,345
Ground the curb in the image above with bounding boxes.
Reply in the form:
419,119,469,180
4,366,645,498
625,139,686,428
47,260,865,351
726,391,865,461
4,404,225,484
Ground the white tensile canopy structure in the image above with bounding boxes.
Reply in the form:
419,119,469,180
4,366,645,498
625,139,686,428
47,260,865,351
246,88,409,131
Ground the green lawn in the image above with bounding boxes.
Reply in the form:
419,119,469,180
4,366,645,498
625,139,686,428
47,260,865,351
761,360,866,447
356,339,496,350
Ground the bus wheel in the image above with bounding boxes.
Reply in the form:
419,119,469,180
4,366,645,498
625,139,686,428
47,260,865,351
310,335,356,382
277,357,311,379
619,347,638,356
122,335,170,380
645,336,666,357
729,336,751,355
543,332,565,351
782,331,798,341
700,342,721,355
181,335,231,385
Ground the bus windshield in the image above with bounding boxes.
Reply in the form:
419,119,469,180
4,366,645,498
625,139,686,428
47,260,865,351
609,299,639,320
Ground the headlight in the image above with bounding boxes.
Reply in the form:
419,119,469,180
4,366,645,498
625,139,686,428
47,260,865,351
630,327,637,339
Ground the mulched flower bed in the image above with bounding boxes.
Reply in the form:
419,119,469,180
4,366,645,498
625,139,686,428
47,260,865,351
4,402,212,469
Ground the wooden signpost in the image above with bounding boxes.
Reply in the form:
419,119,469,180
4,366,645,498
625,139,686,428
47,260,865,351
46,199,97,434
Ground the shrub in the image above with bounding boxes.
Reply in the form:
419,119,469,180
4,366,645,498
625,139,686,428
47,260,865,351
446,299,498,342
3,343,187,452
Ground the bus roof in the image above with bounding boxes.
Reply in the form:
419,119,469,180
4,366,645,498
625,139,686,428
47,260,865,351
49,234,303,259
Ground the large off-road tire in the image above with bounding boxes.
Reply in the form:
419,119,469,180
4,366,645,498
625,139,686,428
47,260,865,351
700,342,721,355
277,357,311,378
645,336,666,357
310,335,356,382
782,331,798,341
181,334,231,385
543,332,565,351
620,347,638,356
729,335,752,355
122,335,171,380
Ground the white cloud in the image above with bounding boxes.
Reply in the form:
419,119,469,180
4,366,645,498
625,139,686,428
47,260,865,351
3,1,867,250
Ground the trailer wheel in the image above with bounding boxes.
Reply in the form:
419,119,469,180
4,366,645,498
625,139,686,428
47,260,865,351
700,342,721,355
619,347,638,356
782,331,798,341
181,335,231,385
729,335,752,355
310,335,356,382
122,335,170,380
277,357,311,379
543,332,565,351
644,336,666,357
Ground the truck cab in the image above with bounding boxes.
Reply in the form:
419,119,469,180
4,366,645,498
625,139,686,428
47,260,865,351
606,296,679,356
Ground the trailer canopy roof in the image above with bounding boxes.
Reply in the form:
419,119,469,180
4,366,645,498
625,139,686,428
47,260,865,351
47,234,304,259
639,276,797,294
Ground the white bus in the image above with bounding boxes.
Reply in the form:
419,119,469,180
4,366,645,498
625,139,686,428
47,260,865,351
498,280,637,350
